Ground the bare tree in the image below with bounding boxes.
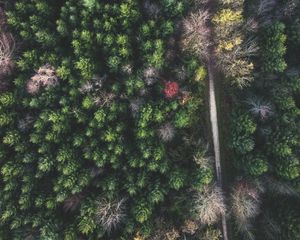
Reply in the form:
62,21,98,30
220,58,254,88
0,32,15,78
235,38,259,58
220,0,244,9
182,9,211,59
231,181,261,239
257,0,277,17
143,0,161,18
122,63,133,74
158,122,175,142
262,176,300,198
130,98,144,117
193,184,226,225
63,193,84,212
181,219,199,235
0,6,5,28
95,197,127,233
18,115,34,132
260,213,282,240
27,64,59,94
244,18,259,33
79,74,106,94
282,0,298,17
148,218,181,240
93,91,116,107
193,143,214,169
0,26,11,93
143,66,159,86
245,96,274,121
165,229,180,240
198,227,222,240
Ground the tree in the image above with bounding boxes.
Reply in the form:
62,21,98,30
0,32,15,78
213,0,258,87
192,184,226,225
182,9,211,59
95,197,127,233
261,22,287,73
231,181,261,239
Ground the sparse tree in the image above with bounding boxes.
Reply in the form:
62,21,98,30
231,181,261,239
182,9,211,59
0,32,15,78
18,115,34,132
27,64,59,94
257,0,277,17
193,143,214,169
63,193,84,213
192,184,226,225
181,219,198,235
235,38,259,57
95,197,127,233
282,0,298,17
165,228,180,240
262,176,300,198
143,0,161,17
93,91,116,107
130,98,144,117
245,96,274,121
158,122,175,142
0,7,6,28
143,66,159,86
260,213,282,240
198,227,222,240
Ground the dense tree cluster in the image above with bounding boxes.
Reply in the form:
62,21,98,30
0,1,216,239
1,0,299,239
229,0,300,181
227,0,300,239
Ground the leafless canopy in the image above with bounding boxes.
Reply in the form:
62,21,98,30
257,0,277,17
158,122,175,142
193,184,226,225
27,64,59,94
0,32,15,77
245,96,274,121
63,193,84,213
262,176,300,198
182,9,212,59
95,197,126,233
231,181,261,239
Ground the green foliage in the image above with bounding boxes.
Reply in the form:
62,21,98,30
83,0,97,9
133,201,152,223
75,58,95,80
0,92,15,106
229,111,256,155
0,0,207,239
169,169,186,190
243,153,268,176
261,22,287,73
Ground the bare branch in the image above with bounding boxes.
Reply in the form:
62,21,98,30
95,197,127,233
193,184,226,225
182,9,212,59
0,32,15,77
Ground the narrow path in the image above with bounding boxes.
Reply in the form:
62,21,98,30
207,58,229,240
206,4,229,239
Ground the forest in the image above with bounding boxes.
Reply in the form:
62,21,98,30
0,0,299,239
